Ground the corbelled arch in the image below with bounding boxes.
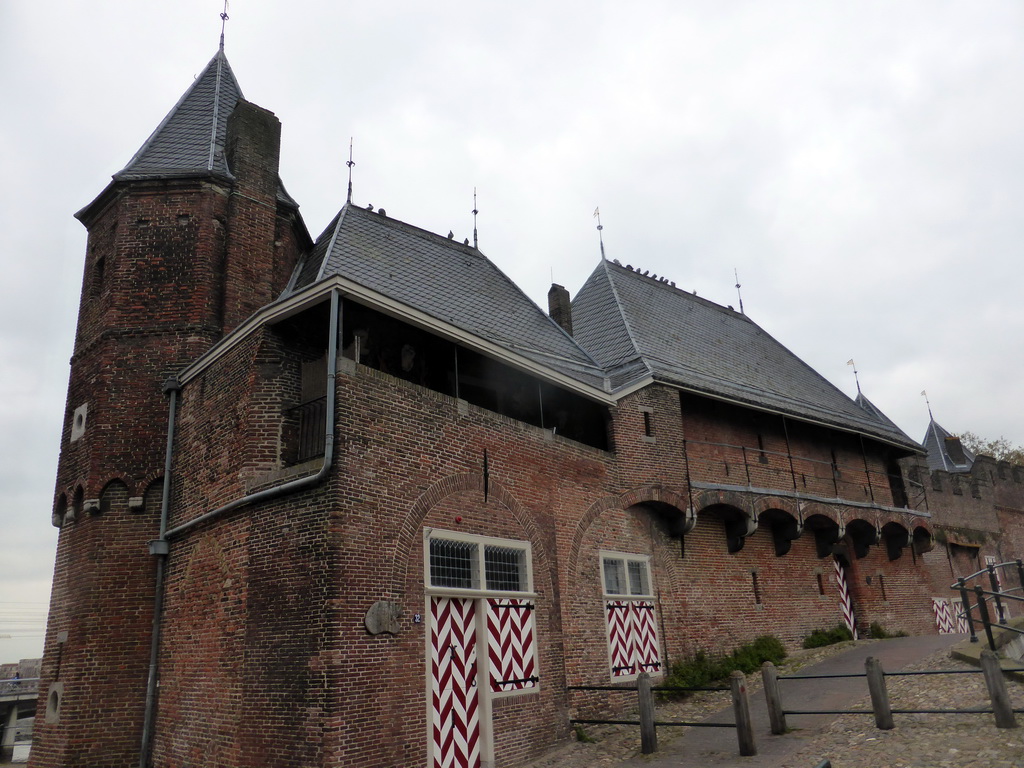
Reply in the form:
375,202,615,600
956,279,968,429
754,499,803,557
845,517,880,559
912,523,935,554
693,489,755,553
881,521,910,561
802,503,844,558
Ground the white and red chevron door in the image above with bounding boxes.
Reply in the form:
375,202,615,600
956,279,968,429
430,597,481,768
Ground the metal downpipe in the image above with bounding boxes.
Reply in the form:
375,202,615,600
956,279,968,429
138,288,340,766
139,376,179,768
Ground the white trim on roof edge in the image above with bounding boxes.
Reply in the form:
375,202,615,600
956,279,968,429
177,277,616,404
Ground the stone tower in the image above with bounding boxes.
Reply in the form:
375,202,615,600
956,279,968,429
32,47,308,767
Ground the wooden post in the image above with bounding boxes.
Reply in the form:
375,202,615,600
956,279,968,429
762,661,787,735
637,671,658,754
980,650,1017,728
865,656,894,730
730,670,757,756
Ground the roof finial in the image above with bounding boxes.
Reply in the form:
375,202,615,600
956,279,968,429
847,359,861,395
472,188,479,249
734,267,745,315
594,207,606,260
346,138,355,204
921,389,935,421
219,0,229,51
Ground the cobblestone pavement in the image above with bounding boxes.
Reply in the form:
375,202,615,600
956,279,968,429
523,640,1024,768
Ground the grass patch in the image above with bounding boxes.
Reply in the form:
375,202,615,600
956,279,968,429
801,625,853,649
662,635,786,697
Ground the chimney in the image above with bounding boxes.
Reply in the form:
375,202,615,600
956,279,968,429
548,283,573,336
222,100,282,332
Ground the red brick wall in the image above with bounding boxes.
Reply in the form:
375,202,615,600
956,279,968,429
143,340,946,768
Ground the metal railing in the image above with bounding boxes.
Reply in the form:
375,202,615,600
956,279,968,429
286,397,326,463
684,438,927,512
0,677,38,698
951,560,1024,650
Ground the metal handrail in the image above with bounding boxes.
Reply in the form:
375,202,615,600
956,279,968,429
951,560,1024,649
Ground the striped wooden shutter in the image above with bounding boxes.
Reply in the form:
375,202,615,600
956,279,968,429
605,600,661,677
631,600,661,673
430,597,481,768
486,598,538,692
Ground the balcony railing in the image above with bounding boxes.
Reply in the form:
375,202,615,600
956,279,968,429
286,397,327,464
684,439,927,512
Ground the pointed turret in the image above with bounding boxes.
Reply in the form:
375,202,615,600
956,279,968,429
34,50,307,768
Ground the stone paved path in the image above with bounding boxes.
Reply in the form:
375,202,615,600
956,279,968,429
526,635,1024,768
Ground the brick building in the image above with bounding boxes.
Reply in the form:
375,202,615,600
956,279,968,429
31,46,1024,768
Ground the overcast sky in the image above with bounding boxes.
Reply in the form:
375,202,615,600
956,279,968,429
3,1,1024,662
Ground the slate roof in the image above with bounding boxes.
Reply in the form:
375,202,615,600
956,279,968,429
83,48,297,212
286,204,605,385
921,419,975,472
572,260,920,452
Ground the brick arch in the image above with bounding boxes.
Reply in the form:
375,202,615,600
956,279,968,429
693,488,752,515
752,497,800,518
565,485,690,583
99,479,130,516
387,473,549,599
83,472,133,500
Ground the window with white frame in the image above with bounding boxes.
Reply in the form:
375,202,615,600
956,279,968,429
425,530,538,695
427,533,531,593
600,551,661,680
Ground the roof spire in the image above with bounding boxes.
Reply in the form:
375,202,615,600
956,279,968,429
346,138,355,204
219,0,229,51
472,188,479,249
594,207,606,260
734,267,745,315
847,359,861,395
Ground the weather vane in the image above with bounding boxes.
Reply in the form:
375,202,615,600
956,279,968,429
346,138,355,204
921,389,934,420
472,188,479,249
594,207,606,260
847,359,861,395
219,0,230,50
734,268,745,315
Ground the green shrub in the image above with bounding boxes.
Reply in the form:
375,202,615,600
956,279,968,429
868,621,907,639
573,724,596,743
801,625,853,649
663,636,786,697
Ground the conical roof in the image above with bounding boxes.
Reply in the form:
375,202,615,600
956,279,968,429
114,48,242,182
921,419,975,472
78,48,297,220
572,260,921,452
